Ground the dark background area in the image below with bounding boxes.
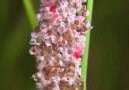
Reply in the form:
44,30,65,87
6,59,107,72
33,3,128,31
0,0,129,90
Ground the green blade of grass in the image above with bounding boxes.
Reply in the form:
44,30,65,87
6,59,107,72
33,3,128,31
23,0,37,29
81,0,94,90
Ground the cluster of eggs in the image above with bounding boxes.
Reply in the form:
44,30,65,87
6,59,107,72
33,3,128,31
29,0,92,90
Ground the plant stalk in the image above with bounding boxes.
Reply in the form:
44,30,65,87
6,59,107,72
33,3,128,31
81,0,94,90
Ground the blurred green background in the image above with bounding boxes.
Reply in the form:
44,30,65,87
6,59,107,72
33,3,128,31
0,0,129,90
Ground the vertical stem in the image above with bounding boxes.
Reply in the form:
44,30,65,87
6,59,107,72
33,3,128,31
81,0,94,90
23,0,37,29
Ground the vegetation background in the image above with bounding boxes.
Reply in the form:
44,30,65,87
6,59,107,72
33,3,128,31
0,0,129,90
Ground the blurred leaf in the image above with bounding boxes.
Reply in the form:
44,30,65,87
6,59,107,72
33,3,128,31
23,0,37,29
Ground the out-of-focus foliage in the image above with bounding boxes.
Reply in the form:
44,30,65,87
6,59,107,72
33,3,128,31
0,0,129,90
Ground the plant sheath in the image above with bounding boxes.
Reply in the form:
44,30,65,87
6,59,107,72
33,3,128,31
81,0,94,90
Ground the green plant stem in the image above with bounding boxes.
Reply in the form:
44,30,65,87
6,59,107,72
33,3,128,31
23,0,37,29
81,0,94,90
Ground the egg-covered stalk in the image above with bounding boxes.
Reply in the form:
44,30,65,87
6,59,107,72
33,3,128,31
29,0,91,90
